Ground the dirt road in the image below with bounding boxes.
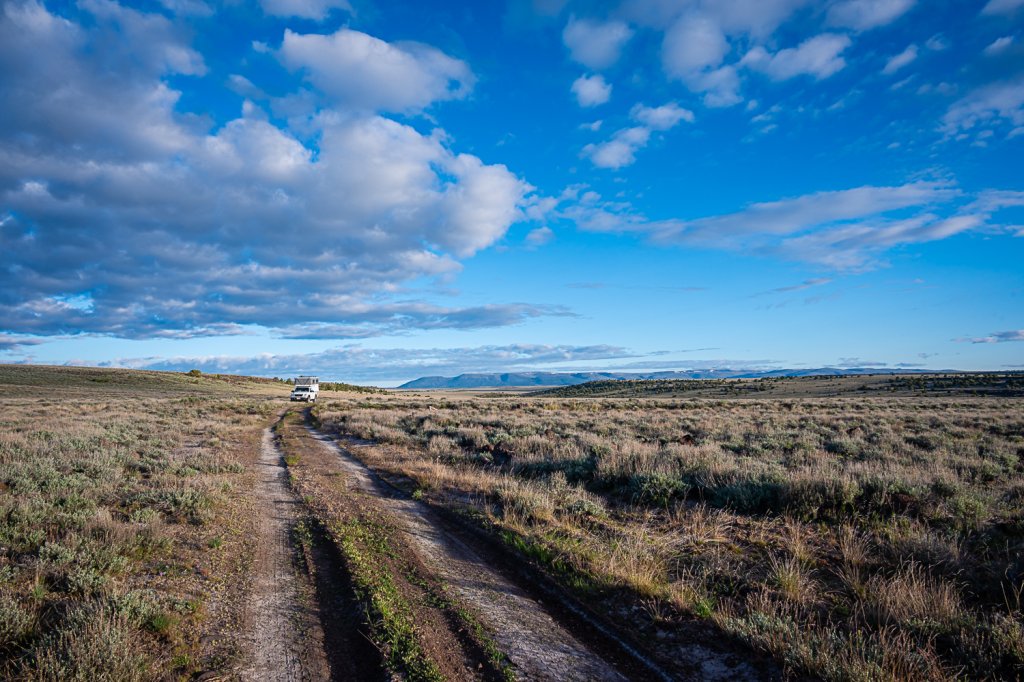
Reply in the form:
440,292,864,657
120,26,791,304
239,413,769,681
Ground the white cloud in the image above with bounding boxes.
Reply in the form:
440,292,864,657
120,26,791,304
158,0,213,16
653,182,956,242
0,2,540,340
525,226,554,246
772,213,983,269
0,0,195,160
226,74,266,99
260,0,350,20
203,111,312,183
982,0,1024,15
562,16,633,69
584,127,650,168
984,36,1015,55
80,0,207,76
662,15,744,107
564,181,1011,270
571,73,612,106
827,0,916,30
882,44,918,75
439,153,531,257
279,28,474,112
0,334,46,353
662,13,729,74
765,278,833,294
104,343,637,384
956,330,1024,344
623,0,810,37
628,2,825,107
942,76,1024,137
742,34,851,80
630,102,695,129
583,101,693,169
695,66,743,107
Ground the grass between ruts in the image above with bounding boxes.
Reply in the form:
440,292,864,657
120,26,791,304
335,513,444,681
311,393,1024,681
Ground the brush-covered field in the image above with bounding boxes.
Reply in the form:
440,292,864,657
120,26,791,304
314,392,1024,680
0,367,280,680
5,365,1024,681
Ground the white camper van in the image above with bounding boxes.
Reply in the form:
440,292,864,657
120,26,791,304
290,376,319,402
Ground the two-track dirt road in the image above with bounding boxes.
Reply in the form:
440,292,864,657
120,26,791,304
238,412,771,681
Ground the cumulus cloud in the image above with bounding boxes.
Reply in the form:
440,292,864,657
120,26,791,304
562,16,633,69
81,0,207,75
942,76,1024,138
260,0,350,20
827,0,916,30
583,101,693,168
525,226,554,246
101,343,641,384
630,102,695,128
279,27,474,112
956,330,1024,343
571,74,612,106
624,1,837,106
661,13,742,106
662,13,729,74
584,127,650,168
742,34,852,80
0,2,544,341
882,44,918,75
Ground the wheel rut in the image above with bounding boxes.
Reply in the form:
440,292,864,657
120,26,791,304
305,425,630,682
239,428,331,682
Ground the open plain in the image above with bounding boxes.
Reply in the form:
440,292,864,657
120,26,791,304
2,366,1023,680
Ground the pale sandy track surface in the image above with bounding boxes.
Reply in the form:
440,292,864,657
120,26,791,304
239,428,331,682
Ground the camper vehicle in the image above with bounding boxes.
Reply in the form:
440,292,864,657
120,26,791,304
290,376,319,402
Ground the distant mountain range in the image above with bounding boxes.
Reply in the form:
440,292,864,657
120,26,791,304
397,368,947,389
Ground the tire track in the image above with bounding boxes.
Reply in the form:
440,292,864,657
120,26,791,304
305,425,630,682
238,428,331,682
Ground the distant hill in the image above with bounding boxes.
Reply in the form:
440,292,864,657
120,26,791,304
536,372,1024,399
396,368,941,389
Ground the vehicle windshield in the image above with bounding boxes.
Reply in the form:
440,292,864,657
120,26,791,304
293,387,309,392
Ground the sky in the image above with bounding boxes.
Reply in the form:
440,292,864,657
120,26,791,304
1,0,1023,385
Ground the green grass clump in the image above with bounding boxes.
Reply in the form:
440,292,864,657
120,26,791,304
334,516,443,682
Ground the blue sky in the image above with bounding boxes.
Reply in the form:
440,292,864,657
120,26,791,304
1,0,1022,384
